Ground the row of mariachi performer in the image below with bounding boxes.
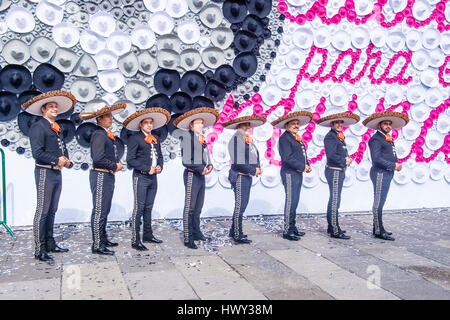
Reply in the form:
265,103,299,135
21,90,410,264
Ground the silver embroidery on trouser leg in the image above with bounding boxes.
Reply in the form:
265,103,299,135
33,169,47,256
373,172,384,235
93,173,104,249
183,172,193,243
131,176,139,244
233,174,242,238
284,173,292,234
330,170,340,235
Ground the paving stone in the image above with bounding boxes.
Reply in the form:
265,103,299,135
217,245,333,300
61,261,131,300
124,270,198,300
0,278,60,300
172,255,267,300
267,249,399,300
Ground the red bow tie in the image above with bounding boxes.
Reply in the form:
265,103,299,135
198,135,207,145
295,134,302,143
51,122,61,133
245,136,253,144
337,132,345,141
145,134,157,144
385,134,393,142
107,130,115,141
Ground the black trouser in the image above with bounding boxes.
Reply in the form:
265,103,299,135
131,172,158,245
325,167,345,236
370,168,393,235
182,169,205,243
281,169,303,235
33,167,62,255
230,174,252,239
90,170,115,250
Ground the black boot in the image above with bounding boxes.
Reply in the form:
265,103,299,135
330,232,351,240
233,237,252,244
374,232,395,241
293,230,305,237
48,244,69,253
143,235,163,243
184,241,198,249
132,243,149,251
92,247,115,255
105,240,118,247
35,252,54,264
283,233,300,241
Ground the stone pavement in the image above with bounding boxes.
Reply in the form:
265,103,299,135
0,208,449,300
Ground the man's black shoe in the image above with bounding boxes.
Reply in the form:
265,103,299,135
132,243,149,251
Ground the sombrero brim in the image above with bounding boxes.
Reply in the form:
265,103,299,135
79,103,127,121
21,90,76,116
173,107,219,130
123,108,171,131
271,111,313,129
222,115,267,129
362,112,409,130
316,112,360,127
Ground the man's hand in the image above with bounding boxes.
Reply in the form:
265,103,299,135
58,156,68,167
201,167,209,175
116,163,123,172
149,166,156,175
205,165,213,175
345,157,353,166
63,157,71,168
155,165,162,174
394,163,402,171
255,168,262,176
304,165,312,173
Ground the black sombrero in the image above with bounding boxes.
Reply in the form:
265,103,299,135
0,64,32,93
33,63,65,92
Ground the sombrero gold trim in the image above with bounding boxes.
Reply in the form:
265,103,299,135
316,112,360,127
271,111,314,129
21,90,76,116
79,103,127,121
123,108,171,131
222,115,267,129
173,107,219,130
362,111,410,130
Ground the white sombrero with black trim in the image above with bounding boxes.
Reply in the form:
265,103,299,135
173,107,219,130
21,90,76,116
316,112,360,127
222,115,267,129
271,111,313,129
362,111,410,130
123,108,171,131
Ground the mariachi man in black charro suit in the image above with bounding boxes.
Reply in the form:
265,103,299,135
21,91,76,264
80,103,127,255
363,111,410,241
123,108,171,251
317,112,360,240
222,115,266,244
173,107,219,249
272,111,314,241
